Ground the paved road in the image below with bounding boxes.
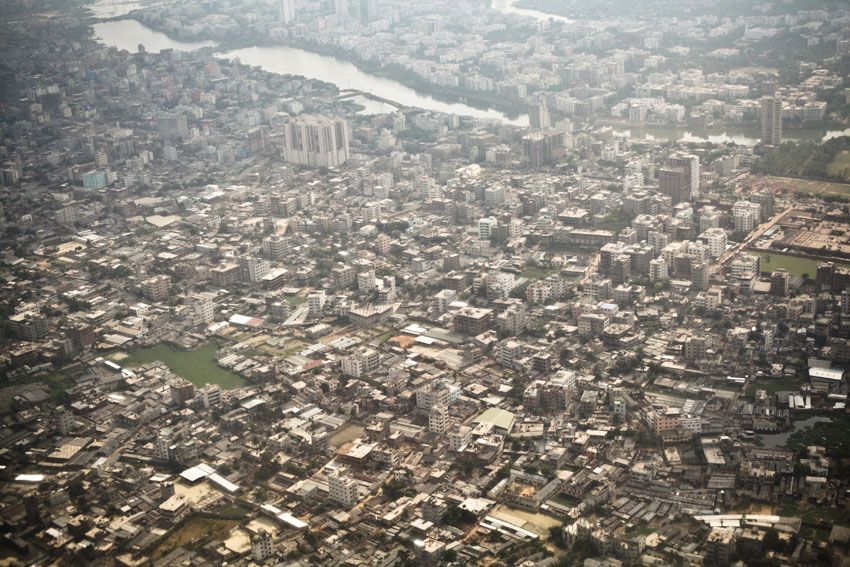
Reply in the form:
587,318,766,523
714,206,793,271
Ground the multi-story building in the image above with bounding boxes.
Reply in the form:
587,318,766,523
357,270,377,292
770,269,790,297
141,275,170,302
701,227,727,258
453,307,493,336
239,256,270,283
448,425,472,451
157,113,189,140
416,381,460,410
328,469,358,508
429,404,449,433
332,265,356,290
478,217,497,240
307,291,326,318
252,529,275,562
340,347,380,378
732,201,761,233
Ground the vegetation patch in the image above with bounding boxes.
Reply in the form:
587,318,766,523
753,137,850,182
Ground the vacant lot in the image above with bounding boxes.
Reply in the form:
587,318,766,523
491,505,562,537
151,515,239,559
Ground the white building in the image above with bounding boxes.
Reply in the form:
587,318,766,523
328,469,359,508
340,347,380,378
702,227,727,258
732,201,761,233
307,291,326,318
478,217,497,240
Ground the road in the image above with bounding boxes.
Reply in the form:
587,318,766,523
714,206,793,271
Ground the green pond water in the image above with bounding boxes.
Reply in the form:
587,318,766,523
115,343,246,389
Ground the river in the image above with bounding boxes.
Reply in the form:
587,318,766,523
92,19,529,124
92,13,850,139
610,124,850,146
93,19,216,53
491,0,573,23
221,45,528,125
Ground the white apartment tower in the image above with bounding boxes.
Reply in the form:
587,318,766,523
278,0,295,23
760,95,782,146
281,116,350,168
328,469,359,508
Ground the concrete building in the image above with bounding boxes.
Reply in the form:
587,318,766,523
141,275,170,302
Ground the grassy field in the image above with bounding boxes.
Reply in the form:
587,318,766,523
827,150,850,178
521,266,558,281
329,424,365,448
285,294,306,306
746,376,801,396
114,343,246,389
765,176,850,198
151,515,239,559
751,251,850,277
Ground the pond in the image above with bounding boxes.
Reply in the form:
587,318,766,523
114,343,246,389
758,415,833,449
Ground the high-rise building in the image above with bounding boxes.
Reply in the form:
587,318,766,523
659,154,699,204
157,113,189,140
359,0,379,23
278,0,295,23
529,103,550,129
760,95,783,146
334,0,349,17
280,116,350,168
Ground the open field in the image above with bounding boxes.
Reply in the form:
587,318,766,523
827,150,850,178
491,505,562,537
765,176,850,198
750,251,850,277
